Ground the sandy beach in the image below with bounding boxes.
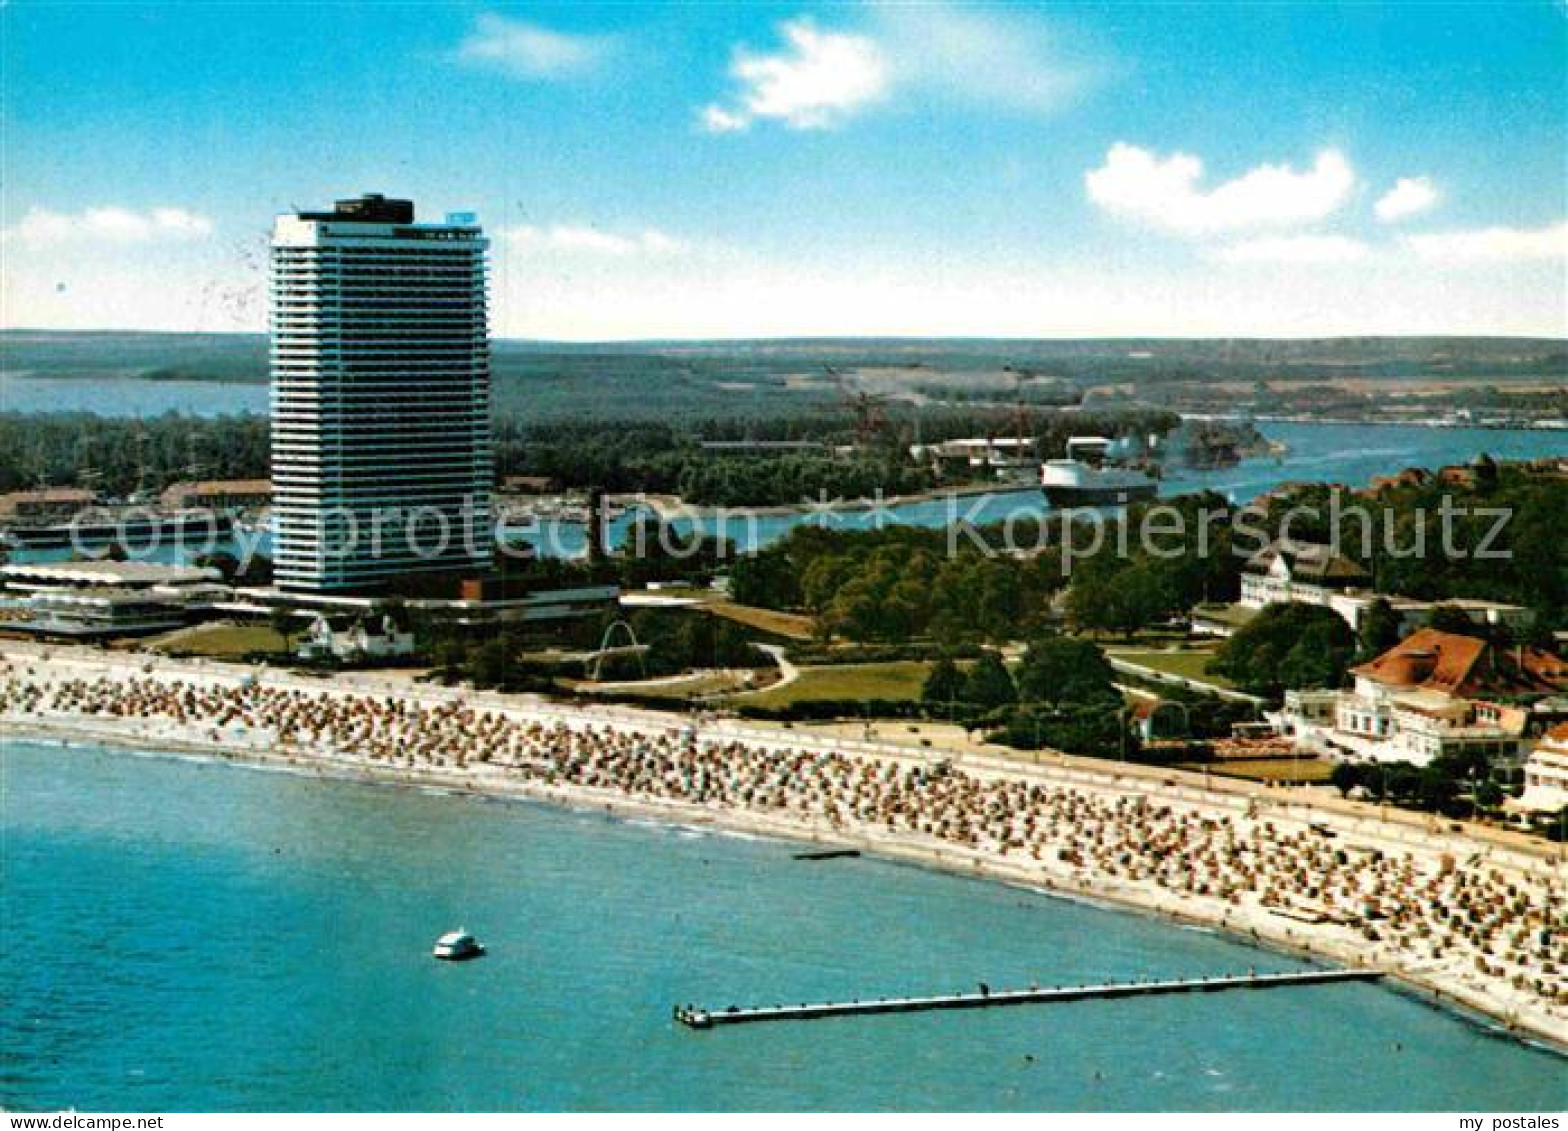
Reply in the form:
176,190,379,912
2,640,1563,1049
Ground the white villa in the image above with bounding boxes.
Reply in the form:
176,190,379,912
1237,539,1535,637
1240,539,1371,610
1276,629,1567,767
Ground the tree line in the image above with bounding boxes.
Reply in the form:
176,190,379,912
0,413,269,497
3,404,1178,507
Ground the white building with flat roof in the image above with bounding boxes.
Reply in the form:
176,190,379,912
0,560,227,638
297,613,415,663
270,194,492,594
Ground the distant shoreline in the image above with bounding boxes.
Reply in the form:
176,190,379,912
631,481,1040,522
1192,412,1568,432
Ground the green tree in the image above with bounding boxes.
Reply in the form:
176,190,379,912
1212,602,1356,697
467,638,511,689
921,657,967,710
962,651,1016,710
434,640,467,683
1015,633,1117,708
1000,705,1136,760
1065,573,1118,636
1108,562,1175,640
727,548,802,609
1357,596,1403,657
1066,562,1175,641
1425,604,1477,635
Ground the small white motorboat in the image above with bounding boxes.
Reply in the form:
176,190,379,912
432,929,486,961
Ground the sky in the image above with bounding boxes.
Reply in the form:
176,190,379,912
2,1,1565,340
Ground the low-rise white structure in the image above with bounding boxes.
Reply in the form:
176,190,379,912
296,614,415,663
1239,539,1535,635
1518,726,1568,813
0,560,228,638
911,437,1038,479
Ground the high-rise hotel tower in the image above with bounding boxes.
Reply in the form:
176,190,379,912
270,195,492,593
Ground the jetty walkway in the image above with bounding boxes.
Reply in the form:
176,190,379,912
674,968,1381,1029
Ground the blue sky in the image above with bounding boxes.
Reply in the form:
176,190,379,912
3,1,1565,338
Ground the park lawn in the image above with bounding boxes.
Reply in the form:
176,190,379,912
1076,627,1193,647
571,671,765,699
150,622,292,658
707,602,816,640
1114,648,1238,690
740,661,932,708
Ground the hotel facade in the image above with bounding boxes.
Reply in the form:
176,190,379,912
270,194,492,593
1274,629,1568,767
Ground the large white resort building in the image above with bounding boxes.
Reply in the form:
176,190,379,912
270,194,492,594
1276,628,1568,767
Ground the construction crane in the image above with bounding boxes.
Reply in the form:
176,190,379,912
1009,370,1032,451
826,366,890,446
182,432,207,483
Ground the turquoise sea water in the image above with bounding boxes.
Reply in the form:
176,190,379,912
2,739,1562,1112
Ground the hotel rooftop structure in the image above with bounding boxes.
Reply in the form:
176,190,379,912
270,194,492,594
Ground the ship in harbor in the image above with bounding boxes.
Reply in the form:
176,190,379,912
1039,436,1160,507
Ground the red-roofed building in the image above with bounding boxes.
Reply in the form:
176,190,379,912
159,479,272,510
1276,630,1566,767
1350,629,1568,697
0,487,97,520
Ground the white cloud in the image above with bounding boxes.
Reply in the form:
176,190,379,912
702,19,889,132
870,3,1088,114
703,6,1089,132
1085,143,1356,235
1403,221,1568,263
1210,234,1371,265
1375,176,1438,222
457,13,613,80
699,105,750,134
2,206,214,245
505,224,687,256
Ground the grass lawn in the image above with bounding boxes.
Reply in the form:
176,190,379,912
1113,648,1238,690
1076,628,1193,647
572,671,765,699
1191,603,1258,631
707,602,816,640
150,622,292,658
739,661,932,708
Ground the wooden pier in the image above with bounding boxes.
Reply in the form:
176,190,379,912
673,968,1382,1029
